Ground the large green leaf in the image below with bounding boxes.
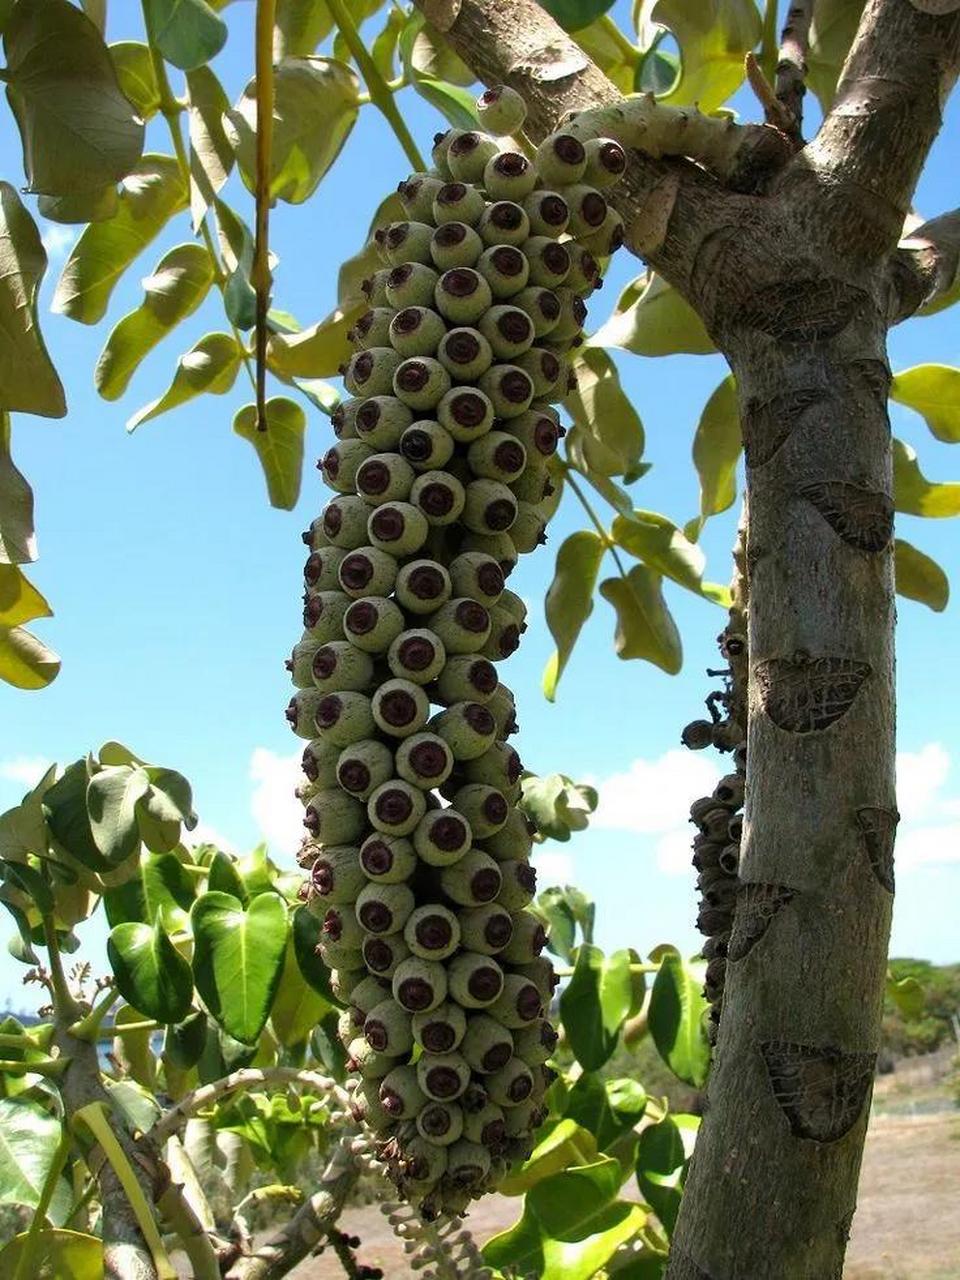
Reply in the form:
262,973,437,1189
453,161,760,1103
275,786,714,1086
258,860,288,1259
688,374,740,533
0,626,59,690
191,891,289,1044
0,416,35,565
806,0,866,111
105,849,197,930
893,438,960,517
86,765,149,864
613,511,729,603
43,760,107,871
398,13,480,128
128,332,242,432
53,155,188,324
543,531,606,700
648,953,710,1086
0,565,51,628
565,348,645,478
187,66,234,229
539,0,617,31
3,0,144,197
599,565,682,673
635,1113,699,1236
500,1119,600,1195
576,16,639,94
0,184,66,418
271,934,331,1046
107,918,194,1023
226,57,360,204
275,0,335,58
894,539,949,612
589,272,716,357
891,364,960,443
650,0,761,110
0,1230,103,1280
0,1097,68,1213
110,41,161,121
565,1074,647,1152
96,243,215,400
37,184,120,228
560,944,633,1070
266,301,365,378
292,903,339,1002
144,0,227,71
234,398,306,510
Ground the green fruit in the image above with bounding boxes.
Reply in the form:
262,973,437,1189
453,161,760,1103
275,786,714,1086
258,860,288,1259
432,702,498,762
514,1019,558,1065
336,739,395,800
499,912,548,965
301,737,341,788
355,452,415,505
410,469,466,526
463,478,518,534
356,880,416,935
320,438,374,494
476,85,527,136
488,974,543,1028
386,262,440,309
468,430,528,483
393,356,452,411
350,307,394,349
310,640,375,692
486,1056,535,1107
352,1077,397,1133
400,1131,448,1185
447,131,500,183
457,902,514,955
524,235,571,288
288,635,324,688
445,1138,491,1189
483,151,537,201
440,848,502,906
476,243,530,299
511,500,548,553
447,952,504,1008
332,965,372,1003
362,931,411,978
431,128,464,178
412,1000,467,1053
337,546,398,599
350,974,392,1018
345,1035,395,1079
448,551,505,605
286,690,327,738
437,326,493,381
582,136,627,187
380,1064,427,1120
404,904,461,960
308,843,366,903
550,286,588,343
513,347,565,399
562,183,608,237
392,955,449,1012
388,305,447,357
478,306,535,360
515,960,558,1007
322,495,372,549
496,858,538,911
395,559,453,613
437,387,495,442
364,997,414,1056
477,200,530,247
395,732,455,790
509,463,552,503
461,1013,513,1074
367,500,430,556
435,267,493,324
313,690,376,747
388,629,447,685
482,606,522,662
343,596,405,655
459,530,519,576
399,420,456,472
367,778,428,836
581,205,625,257
361,269,391,306
430,220,484,270
565,244,601,294
359,832,417,883
433,180,487,227
304,549,347,599
462,741,523,796
485,684,519,738
413,808,472,867
302,513,333,550
535,132,587,185
398,172,445,222
319,902,366,952
502,1096,544,1137
416,1051,471,1101
416,1101,464,1146
463,1100,507,1149
318,938,364,971
511,286,561,337
522,189,570,238
354,395,414,450
429,597,492,654
344,347,402,398
452,784,509,838
371,677,430,737
436,654,499,706
382,220,435,266
477,364,534,419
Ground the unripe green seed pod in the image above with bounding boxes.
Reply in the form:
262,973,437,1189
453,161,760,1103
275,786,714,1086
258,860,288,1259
310,640,375,692
483,150,537,201
288,635,324,688
352,1077,397,1133
313,690,376,747
396,732,455,790
477,200,530,247
447,130,500,183
513,347,565,399
549,286,589,343
382,220,435,266
508,465,551,504
417,1051,471,1101
481,606,522,661
511,286,561,337
336,739,394,800
437,326,493,381
360,832,417,883
487,1056,536,1106
433,180,487,227
437,387,495,442
362,931,410,978
511,500,549,553
395,559,452,614
367,501,430,557
304,783,368,844
434,267,493,324
308,843,366,903
431,128,465,177
476,243,530,300
582,136,627,188
320,903,366,952
514,957,558,1004
461,1013,514,1074
345,1035,394,1079
441,847,502,906
404,903,461,960
388,629,446,685
343,596,405,654
478,307,535,360
361,269,391,307
498,588,527,627
367,778,428,836
562,183,608,238
303,514,333,551
499,911,548,965
467,430,527,484
354,395,414,450
386,262,440,309
428,597,492,654
398,172,445,222
392,955,449,1013
514,1019,559,1066
350,307,394,350
448,551,505,605
507,407,562,461
417,1101,464,1146
371,677,430,737
436,655,499,707
350,973,392,1019
356,880,416,936
344,347,402,398
413,808,472,866
388,305,447,358
463,741,524,796
320,438,373,494
401,1130,448,1184
457,902,514,955
445,1138,491,1189
447,952,504,1008
463,478,519,534
337,545,398,599
536,132,587,185
380,1063,428,1120
496,858,538,911
580,205,625,258
412,1000,467,1053
502,1096,547,1137
320,497,370,551
301,737,341,788
331,966,369,1003
364,997,414,1056
318,938,364,971
488,974,543,1028
463,1100,507,1150
452,784,509,838
432,701,498,762
287,690,329,738
410,469,466,526
524,235,571,288
476,85,527,136
399,420,456,472
565,244,602,294
393,356,452,411
429,220,484,270
522,189,570,237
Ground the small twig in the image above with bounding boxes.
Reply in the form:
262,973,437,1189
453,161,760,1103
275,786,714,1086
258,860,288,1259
253,0,276,432
744,51,793,134
775,0,814,137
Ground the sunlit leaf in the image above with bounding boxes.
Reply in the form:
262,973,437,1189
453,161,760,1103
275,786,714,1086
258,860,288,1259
337,191,404,303
588,272,716,357
612,510,729,603
144,0,228,71
292,904,340,1002
635,1112,699,1236
806,0,866,111
887,973,925,1019
891,364,960,443
37,185,119,226
0,1097,68,1214
271,933,331,1046
0,1230,103,1280
108,917,194,1023
893,438,960,517
499,1118,599,1195
599,565,682,673
650,0,761,111
560,944,633,1070
0,566,51,628
539,0,617,31
0,418,35,567
187,66,234,229
128,332,242,432
234,398,306,510
543,530,606,700
688,374,740,534
894,538,949,612
521,773,598,842
266,300,366,378
398,13,480,127
87,765,149,864
275,0,335,58
565,348,645,477
110,41,161,120
191,891,289,1044
0,625,60,690
648,953,710,1086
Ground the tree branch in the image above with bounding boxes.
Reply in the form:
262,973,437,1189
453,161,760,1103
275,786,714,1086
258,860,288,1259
775,1,814,136
888,207,960,321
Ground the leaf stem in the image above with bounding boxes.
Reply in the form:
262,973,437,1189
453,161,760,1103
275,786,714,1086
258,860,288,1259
68,984,119,1042
42,912,79,1019
103,1018,160,1037
599,13,640,64
562,464,631,579
253,0,276,432
0,1056,69,1077
326,0,426,170
11,1128,72,1280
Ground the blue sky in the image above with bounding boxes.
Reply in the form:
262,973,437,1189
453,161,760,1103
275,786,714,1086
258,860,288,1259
3,1,960,1010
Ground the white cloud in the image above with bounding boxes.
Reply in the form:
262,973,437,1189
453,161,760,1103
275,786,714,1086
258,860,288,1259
896,822,960,869
592,748,722,836
896,743,950,821
186,819,237,855
0,756,53,788
41,225,76,260
533,849,574,886
250,747,303,859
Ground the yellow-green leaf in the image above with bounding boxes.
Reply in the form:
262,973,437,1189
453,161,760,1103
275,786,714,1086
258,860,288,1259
894,538,949,612
266,300,366,378
96,244,215,401
0,565,51,627
143,0,227,71
564,349,645,478
0,625,60,689
110,41,161,120
37,184,119,227
651,0,761,111
612,510,729,603
187,66,234,230
128,333,242,432
588,272,716,357
0,1229,103,1280
893,438,960,517
274,0,335,58
690,374,741,532
270,934,331,1046
0,415,36,565
806,0,866,112
543,530,606,701
574,17,639,94
891,364,960,443
599,565,682,673
234,398,306,510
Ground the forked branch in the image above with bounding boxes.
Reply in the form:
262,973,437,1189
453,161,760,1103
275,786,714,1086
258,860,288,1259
889,207,960,321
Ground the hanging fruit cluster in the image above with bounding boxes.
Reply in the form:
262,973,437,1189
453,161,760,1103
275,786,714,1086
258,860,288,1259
285,86,627,1218
681,613,747,1045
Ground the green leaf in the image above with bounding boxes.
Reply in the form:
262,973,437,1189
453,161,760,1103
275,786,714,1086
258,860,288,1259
688,374,740,533
576,17,639,94
108,917,193,1023
0,1096,66,1211
143,0,228,71
275,0,334,58
0,565,51,627
86,766,149,864
53,155,188,324
637,44,679,93
191,892,289,1044
535,887,577,962
37,184,119,227
106,850,197,930
565,348,645,477
599,565,682,673
0,1230,103,1280
164,1010,207,1069
266,301,366,378
539,0,617,32
96,243,215,401
589,272,716,357
893,438,960,517
648,953,710,1086
3,0,144,196
110,41,161,120
43,761,108,870
271,933,331,1046
635,1113,699,1236
543,530,606,700
806,0,866,111
612,511,730,603
208,850,248,902
226,57,360,204
521,774,598,844
398,13,480,128
500,1118,600,1195
292,903,339,1002
894,538,950,612
650,0,761,110
0,184,66,417
887,973,925,1019
560,944,633,1070
890,364,960,443
234,398,306,510
565,1074,646,1152
0,416,36,566
0,626,60,690
127,332,242,432
81,0,107,31
187,66,234,229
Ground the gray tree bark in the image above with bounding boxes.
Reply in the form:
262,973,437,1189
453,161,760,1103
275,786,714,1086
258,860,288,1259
416,1,960,1276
